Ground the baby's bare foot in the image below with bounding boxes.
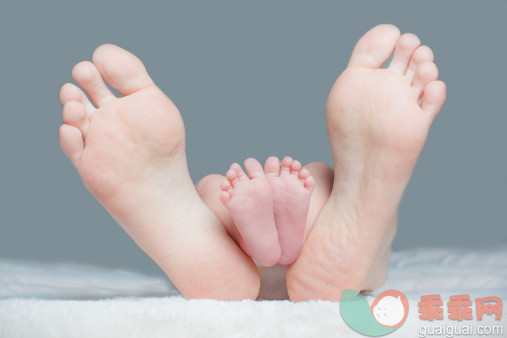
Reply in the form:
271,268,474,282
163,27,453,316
264,156,315,264
220,157,315,266
59,45,259,300
287,24,447,301
220,159,281,267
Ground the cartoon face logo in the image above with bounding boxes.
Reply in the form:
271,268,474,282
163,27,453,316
371,290,409,328
340,289,409,336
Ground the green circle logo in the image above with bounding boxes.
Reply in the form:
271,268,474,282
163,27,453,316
340,289,409,336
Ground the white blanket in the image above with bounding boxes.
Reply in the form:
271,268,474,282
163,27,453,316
1,247,506,337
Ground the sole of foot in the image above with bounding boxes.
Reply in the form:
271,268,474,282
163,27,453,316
59,44,259,300
286,24,446,301
264,156,315,265
220,156,315,266
220,158,281,267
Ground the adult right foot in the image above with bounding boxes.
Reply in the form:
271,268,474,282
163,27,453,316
59,44,259,300
286,24,447,301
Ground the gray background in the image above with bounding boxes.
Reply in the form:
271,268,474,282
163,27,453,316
1,0,506,278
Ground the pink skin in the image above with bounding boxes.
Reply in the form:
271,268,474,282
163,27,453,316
264,156,315,264
196,161,331,299
220,157,315,266
57,24,446,301
220,159,281,267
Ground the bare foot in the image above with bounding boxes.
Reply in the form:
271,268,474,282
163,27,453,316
286,24,447,301
219,157,315,267
220,159,281,267
264,156,315,264
59,44,259,300
196,161,330,300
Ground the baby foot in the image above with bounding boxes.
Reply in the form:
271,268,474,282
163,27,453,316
264,156,315,264
287,25,446,301
59,45,260,300
220,159,281,267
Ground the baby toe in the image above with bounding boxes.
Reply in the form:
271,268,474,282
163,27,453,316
231,162,248,181
281,156,294,175
298,168,311,181
290,160,302,176
220,179,232,192
304,176,316,191
244,158,265,179
219,191,232,204
226,168,240,188
264,156,280,176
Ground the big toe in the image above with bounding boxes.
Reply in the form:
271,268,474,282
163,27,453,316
92,44,155,96
347,24,401,69
264,156,281,176
244,158,265,180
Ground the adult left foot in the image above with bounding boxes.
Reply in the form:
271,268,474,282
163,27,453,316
58,44,260,300
286,24,447,301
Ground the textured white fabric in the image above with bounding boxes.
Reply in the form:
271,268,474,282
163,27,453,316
1,247,506,337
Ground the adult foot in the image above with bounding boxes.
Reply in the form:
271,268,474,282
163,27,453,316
286,24,446,301
220,159,281,267
264,156,315,264
59,44,259,300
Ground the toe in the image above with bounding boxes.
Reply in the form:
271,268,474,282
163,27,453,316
59,124,84,167
298,168,311,182
220,180,232,192
387,33,421,74
405,45,434,83
264,156,280,176
304,176,316,191
281,156,294,175
244,158,265,179
413,62,439,99
347,24,401,69
62,101,89,136
231,162,248,182
92,44,155,96
226,168,240,188
72,61,116,107
421,80,446,121
290,160,302,176
58,83,95,114
219,191,231,204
